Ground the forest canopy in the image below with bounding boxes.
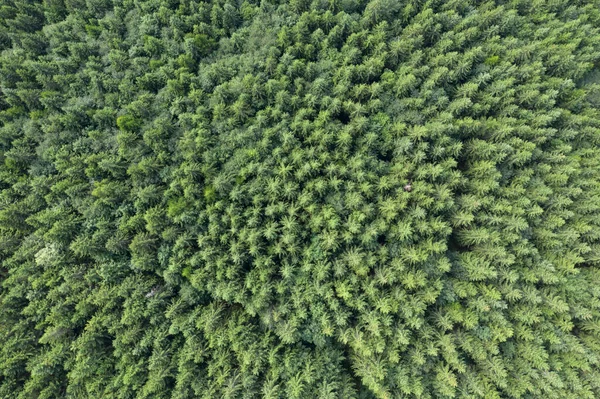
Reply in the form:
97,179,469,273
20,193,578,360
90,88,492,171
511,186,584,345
1,0,600,398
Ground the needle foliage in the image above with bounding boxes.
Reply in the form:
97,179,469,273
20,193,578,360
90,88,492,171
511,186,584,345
1,0,600,398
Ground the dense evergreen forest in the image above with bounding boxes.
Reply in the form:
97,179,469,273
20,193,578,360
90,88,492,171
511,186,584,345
1,0,600,397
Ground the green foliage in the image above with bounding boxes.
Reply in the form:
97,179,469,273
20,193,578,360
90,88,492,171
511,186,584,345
484,55,500,66
116,114,141,132
1,0,600,398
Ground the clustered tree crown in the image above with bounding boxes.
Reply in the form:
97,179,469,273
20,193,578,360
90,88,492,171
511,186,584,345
1,0,600,398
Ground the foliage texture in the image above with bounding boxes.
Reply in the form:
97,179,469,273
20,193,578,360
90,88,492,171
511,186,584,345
1,0,600,398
